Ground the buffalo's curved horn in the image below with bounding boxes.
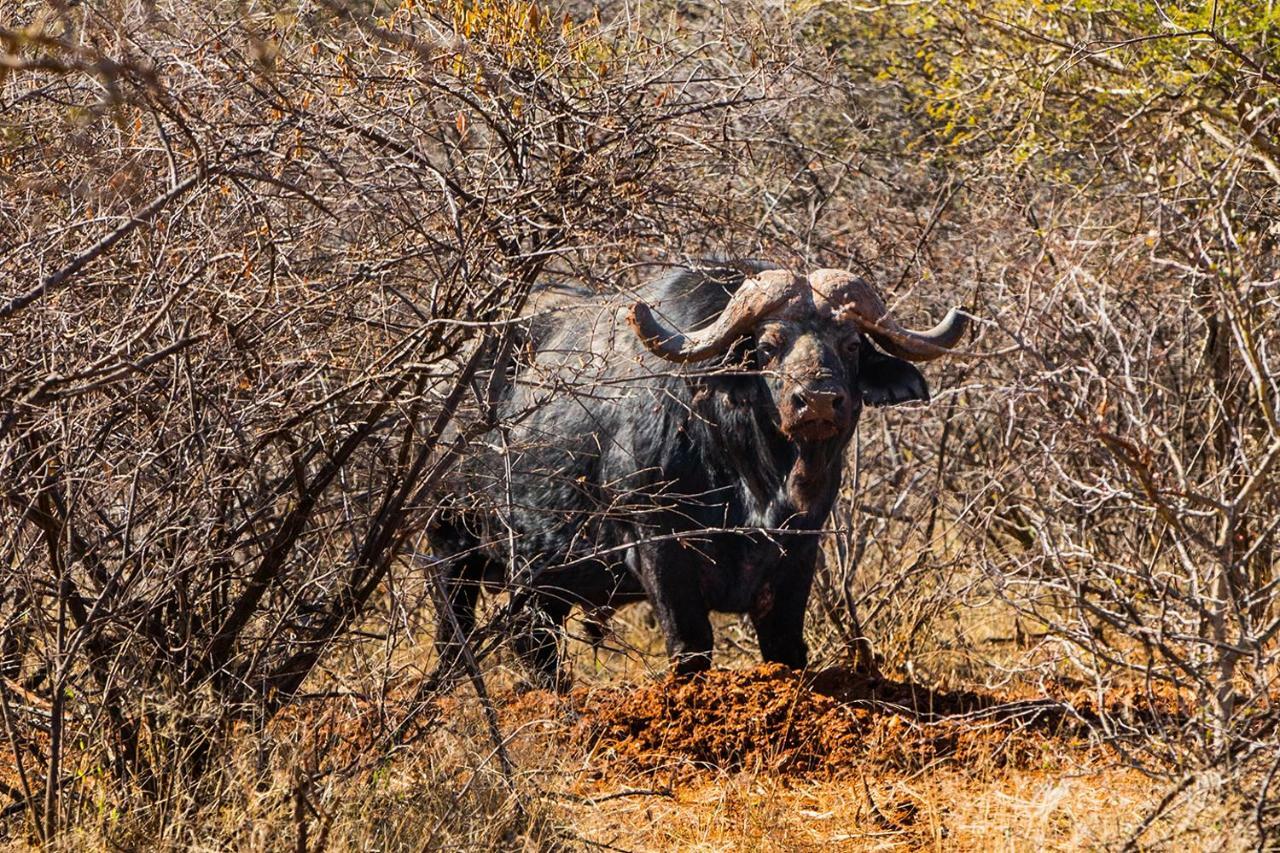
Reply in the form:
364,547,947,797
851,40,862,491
628,268,800,363
809,269,969,362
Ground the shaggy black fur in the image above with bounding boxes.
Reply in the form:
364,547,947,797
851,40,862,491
430,260,932,688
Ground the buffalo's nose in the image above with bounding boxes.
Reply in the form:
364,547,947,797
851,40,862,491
792,387,848,422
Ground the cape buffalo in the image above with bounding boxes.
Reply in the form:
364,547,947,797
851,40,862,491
430,260,969,688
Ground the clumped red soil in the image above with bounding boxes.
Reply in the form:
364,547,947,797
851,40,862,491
503,663,1172,779
581,663,865,775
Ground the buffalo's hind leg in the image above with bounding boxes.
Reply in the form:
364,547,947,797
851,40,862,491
431,551,491,687
428,508,500,688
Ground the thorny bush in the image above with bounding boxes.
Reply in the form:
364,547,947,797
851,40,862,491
0,0,848,841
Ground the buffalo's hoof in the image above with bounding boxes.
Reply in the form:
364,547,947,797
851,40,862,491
514,669,572,695
669,652,712,677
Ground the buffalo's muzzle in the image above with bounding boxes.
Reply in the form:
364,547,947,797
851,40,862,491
782,385,852,441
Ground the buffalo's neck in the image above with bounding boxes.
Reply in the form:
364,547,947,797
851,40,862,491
691,378,851,531
783,438,850,524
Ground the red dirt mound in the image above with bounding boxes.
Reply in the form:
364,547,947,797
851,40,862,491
558,663,1112,778
582,663,865,775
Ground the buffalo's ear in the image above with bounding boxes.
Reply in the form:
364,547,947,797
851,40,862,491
858,345,930,406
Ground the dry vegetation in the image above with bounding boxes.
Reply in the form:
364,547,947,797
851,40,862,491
2,0,1279,849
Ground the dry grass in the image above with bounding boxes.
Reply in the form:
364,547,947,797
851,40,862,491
559,767,1155,851
1,589,1263,850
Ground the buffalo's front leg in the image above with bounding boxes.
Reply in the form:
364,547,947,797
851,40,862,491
635,546,713,674
749,559,816,670
511,590,572,691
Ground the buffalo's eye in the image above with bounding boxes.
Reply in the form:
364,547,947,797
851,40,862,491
756,337,781,364
842,336,861,357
